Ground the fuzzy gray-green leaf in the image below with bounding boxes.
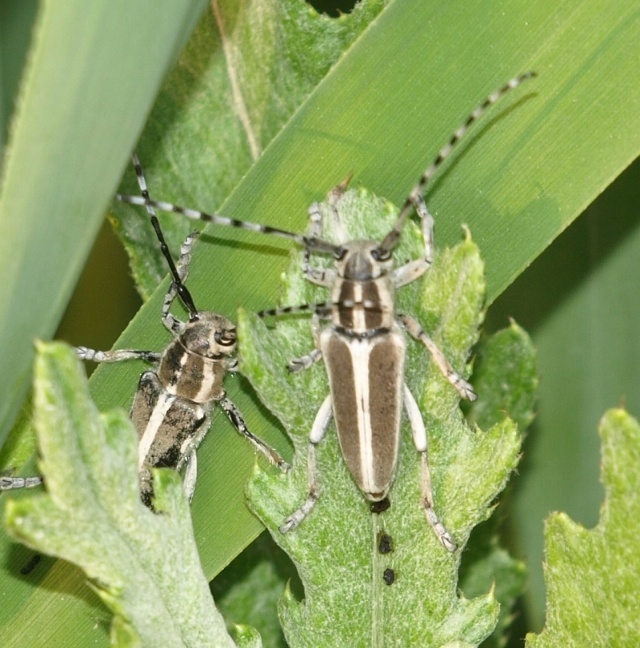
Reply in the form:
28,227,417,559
526,408,640,647
4,341,238,647
239,187,524,646
460,323,536,646
212,533,298,647
469,322,538,435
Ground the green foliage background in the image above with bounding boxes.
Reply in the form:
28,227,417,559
0,0,639,645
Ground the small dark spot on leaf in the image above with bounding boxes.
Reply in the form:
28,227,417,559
20,554,41,575
377,532,393,554
370,496,390,514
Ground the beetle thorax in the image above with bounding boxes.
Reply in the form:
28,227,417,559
331,241,396,335
157,312,236,404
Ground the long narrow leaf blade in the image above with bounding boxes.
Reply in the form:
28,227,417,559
0,0,207,445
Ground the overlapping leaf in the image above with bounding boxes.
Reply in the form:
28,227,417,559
526,408,640,646
4,342,240,647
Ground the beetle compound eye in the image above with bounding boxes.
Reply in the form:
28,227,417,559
216,330,236,346
334,247,347,261
373,248,392,262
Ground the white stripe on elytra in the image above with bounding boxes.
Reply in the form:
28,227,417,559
351,339,377,494
194,357,216,403
138,391,177,470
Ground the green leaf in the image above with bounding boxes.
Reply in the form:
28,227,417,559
460,322,536,647
468,322,538,435
238,187,527,646
212,532,300,647
3,341,238,647
525,408,640,646
460,532,527,648
0,0,208,447
0,0,38,147
113,0,387,299
117,0,640,313
2,0,637,642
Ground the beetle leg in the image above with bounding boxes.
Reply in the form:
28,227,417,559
404,385,457,552
397,314,476,401
302,202,336,286
219,396,289,472
0,476,43,490
288,313,323,373
76,347,161,364
392,196,435,287
182,448,198,501
280,394,332,533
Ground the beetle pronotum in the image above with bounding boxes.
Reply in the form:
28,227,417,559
118,72,535,547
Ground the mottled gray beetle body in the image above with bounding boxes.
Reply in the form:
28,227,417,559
157,312,234,405
133,371,206,505
75,232,288,507
133,312,237,505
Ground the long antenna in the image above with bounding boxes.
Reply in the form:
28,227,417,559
130,154,200,319
117,193,345,257
379,71,536,253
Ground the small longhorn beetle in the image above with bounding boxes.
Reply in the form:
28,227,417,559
1,156,288,505
118,72,535,546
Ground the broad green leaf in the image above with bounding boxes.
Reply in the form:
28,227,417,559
115,0,640,316
239,188,527,646
526,408,640,646
3,342,239,647
0,0,38,148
